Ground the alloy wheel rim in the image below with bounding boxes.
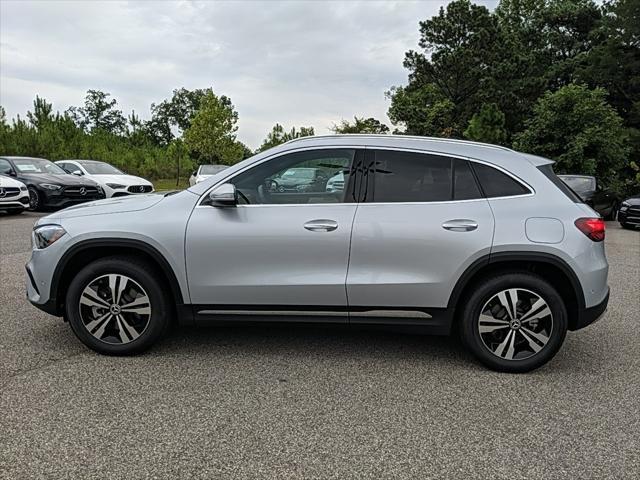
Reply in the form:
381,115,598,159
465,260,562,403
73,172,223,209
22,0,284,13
28,189,38,210
478,288,553,361
78,274,151,345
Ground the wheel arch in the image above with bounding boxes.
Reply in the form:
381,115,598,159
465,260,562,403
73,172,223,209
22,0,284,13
50,238,185,317
448,251,585,331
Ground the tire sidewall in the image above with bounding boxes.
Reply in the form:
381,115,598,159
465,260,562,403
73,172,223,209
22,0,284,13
460,273,568,373
65,257,169,355
28,187,41,211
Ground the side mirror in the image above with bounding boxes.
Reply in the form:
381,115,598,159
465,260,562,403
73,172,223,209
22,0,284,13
72,170,83,176
8,169,17,177
192,171,197,177
207,183,237,207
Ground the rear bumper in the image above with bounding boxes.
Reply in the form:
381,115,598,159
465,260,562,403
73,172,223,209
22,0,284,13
572,288,609,331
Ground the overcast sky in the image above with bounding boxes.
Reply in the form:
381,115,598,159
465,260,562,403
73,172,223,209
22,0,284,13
1,0,497,149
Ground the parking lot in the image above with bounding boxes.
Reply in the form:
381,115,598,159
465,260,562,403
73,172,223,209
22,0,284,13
0,212,638,479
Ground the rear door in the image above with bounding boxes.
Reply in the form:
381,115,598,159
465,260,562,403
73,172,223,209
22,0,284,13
346,149,495,324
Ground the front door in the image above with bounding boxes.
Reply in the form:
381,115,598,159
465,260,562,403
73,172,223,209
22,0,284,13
347,149,495,325
185,148,362,321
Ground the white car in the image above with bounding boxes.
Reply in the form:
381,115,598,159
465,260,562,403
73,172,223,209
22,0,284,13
189,164,229,187
0,174,30,214
55,160,154,198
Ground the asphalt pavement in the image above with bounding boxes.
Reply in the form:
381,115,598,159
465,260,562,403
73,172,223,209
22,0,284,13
1,212,639,479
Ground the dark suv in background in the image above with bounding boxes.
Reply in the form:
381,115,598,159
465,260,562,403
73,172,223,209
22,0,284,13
0,156,104,211
558,175,619,220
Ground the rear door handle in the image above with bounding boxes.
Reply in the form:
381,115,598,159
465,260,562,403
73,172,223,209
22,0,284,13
304,219,338,232
442,219,478,232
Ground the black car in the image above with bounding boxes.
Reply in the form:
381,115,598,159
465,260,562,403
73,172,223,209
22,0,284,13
0,156,105,211
619,195,640,229
270,167,329,193
558,175,619,219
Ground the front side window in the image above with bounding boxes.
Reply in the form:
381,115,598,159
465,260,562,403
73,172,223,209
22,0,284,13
230,149,356,205
371,150,453,202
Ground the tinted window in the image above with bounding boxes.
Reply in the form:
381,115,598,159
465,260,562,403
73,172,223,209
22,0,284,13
453,159,482,200
471,162,530,198
372,151,452,202
539,166,582,202
80,161,123,175
0,158,13,175
57,162,72,173
230,149,355,205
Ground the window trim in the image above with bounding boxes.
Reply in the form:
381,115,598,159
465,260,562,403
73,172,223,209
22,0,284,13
362,146,534,205
197,145,365,208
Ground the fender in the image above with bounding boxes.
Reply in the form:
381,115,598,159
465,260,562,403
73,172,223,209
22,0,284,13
447,251,586,311
50,238,185,313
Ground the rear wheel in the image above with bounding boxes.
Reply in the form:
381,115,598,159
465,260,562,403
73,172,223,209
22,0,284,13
460,273,567,373
65,256,170,355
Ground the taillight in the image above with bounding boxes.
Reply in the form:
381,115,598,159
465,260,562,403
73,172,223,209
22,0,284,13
575,217,605,242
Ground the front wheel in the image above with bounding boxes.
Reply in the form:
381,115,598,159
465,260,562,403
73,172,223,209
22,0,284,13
28,187,42,211
459,273,567,373
65,256,170,355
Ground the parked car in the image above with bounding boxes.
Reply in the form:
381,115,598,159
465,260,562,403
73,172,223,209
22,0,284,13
26,135,609,373
558,175,619,219
0,156,104,211
270,167,329,193
325,171,345,193
189,164,229,186
618,195,640,229
55,160,153,198
0,174,30,214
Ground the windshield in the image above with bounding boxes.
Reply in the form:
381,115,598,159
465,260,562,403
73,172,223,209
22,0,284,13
281,168,315,179
199,165,228,175
13,158,66,175
559,176,596,193
79,161,123,175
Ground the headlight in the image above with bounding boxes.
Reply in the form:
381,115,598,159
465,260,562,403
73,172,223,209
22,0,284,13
106,183,126,189
20,185,27,191
32,225,66,249
39,183,61,190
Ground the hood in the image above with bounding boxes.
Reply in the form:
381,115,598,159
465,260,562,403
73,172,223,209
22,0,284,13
17,172,99,187
0,175,26,188
89,174,152,186
623,195,640,206
40,193,164,221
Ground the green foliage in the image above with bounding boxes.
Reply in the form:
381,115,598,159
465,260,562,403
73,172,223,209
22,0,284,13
257,124,315,152
331,117,389,134
183,91,243,165
66,90,127,134
464,104,507,145
513,84,629,188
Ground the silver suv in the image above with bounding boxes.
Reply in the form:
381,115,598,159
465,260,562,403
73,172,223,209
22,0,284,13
26,135,609,372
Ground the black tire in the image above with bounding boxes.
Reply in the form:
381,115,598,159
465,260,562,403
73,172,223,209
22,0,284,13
459,273,567,373
606,202,618,220
65,256,170,355
27,187,42,211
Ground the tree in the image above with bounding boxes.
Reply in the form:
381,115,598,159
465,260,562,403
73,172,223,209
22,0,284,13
183,91,243,165
27,96,54,130
463,103,507,145
388,0,499,137
513,84,629,187
66,90,127,134
257,124,314,152
331,116,389,134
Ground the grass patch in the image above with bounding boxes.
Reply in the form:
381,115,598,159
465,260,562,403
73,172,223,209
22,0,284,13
153,178,190,191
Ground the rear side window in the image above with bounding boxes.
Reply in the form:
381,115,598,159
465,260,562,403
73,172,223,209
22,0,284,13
538,164,582,202
453,159,482,200
471,162,530,198
371,150,452,202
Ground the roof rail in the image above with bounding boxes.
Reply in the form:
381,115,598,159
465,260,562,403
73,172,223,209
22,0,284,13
283,134,514,152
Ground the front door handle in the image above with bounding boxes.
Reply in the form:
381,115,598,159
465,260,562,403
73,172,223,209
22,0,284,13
304,219,338,232
442,219,478,232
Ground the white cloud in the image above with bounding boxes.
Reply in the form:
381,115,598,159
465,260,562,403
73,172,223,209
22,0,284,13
0,0,497,149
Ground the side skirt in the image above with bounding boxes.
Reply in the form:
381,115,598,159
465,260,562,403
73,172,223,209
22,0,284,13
187,305,453,335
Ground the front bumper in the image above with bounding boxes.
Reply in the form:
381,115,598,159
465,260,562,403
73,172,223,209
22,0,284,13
619,207,640,227
572,288,609,331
